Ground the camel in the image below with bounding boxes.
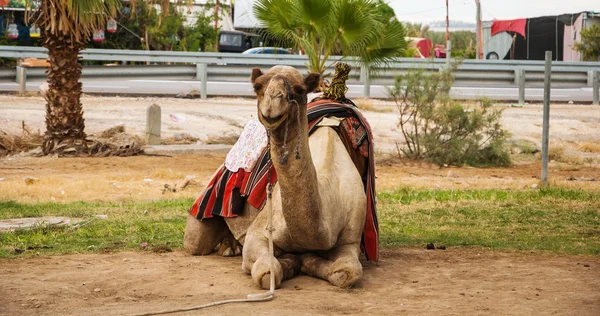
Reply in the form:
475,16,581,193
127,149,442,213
184,65,367,289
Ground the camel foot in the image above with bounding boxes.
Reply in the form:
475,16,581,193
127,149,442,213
217,235,242,257
278,253,302,280
328,270,359,288
251,256,283,290
328,262,362,288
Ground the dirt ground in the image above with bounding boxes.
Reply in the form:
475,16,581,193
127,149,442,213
0,249,598,316
1,95,600,315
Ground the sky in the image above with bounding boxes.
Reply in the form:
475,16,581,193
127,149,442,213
388,0,600,23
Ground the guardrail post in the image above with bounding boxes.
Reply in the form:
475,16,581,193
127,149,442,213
15,65,21,83
593,71,599,106
515,69,525,105
360,65,370,98
17,66,26,95
196,63,208,99
588,71,594,87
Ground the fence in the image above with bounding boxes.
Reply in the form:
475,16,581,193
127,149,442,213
1,45,599,102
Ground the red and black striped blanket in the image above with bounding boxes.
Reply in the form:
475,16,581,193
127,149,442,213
188,99,379,261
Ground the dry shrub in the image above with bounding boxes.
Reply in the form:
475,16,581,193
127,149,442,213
88,125,145,157
577,142,600,153
0,122,43,156
98,125,125,138
537,145,583,165
355,98,375,111
548,145,566,162
354,98,393,113
161,133,199,145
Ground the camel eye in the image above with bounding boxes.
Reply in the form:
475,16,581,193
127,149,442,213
253,84,262,93
293,84,306,95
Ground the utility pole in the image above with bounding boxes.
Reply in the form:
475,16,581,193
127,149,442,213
446,0,451,66
475,0,483,59
445,0,450,42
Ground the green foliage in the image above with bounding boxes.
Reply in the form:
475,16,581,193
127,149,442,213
254,0,406,74
404,22,476,58
404,22,430,38
388,64,511,167
178,13,218,52
574,24,600,61
26,0,121,43
100,2,217,52
0,199,193,257
378,187,600,255
0,36,18,67
2,186,599,257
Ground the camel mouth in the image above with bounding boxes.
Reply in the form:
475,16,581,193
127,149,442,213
261,114,285,128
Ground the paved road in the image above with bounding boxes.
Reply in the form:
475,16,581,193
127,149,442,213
0,78,595,102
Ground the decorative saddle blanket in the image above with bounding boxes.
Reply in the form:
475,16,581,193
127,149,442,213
188,99,379,261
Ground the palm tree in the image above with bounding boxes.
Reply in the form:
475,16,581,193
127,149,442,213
26,0,120,155
253,0,406,76
28,0,188,156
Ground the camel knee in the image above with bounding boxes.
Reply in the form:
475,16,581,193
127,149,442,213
183,214,228,256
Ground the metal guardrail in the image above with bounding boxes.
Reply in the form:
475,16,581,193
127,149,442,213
1,45,599,102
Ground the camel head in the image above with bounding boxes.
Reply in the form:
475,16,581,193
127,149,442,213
251,66,320,130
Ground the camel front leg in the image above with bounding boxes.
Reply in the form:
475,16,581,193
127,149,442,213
184,214,232,256
301,243,363,288
242,233,301,289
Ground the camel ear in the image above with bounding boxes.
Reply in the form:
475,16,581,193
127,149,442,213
251,68,263,84
304,73,320,93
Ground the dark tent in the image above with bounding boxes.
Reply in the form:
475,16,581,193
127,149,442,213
504,13,583,61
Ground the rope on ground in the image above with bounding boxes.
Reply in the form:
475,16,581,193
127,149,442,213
131,294,275,316
132,148,278,316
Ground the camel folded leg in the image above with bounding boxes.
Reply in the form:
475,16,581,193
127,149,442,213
300,244,363,288
243,234,301,289
184,214,234,256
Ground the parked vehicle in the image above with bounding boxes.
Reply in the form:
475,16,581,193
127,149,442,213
217,30,261,53
242,47,292,55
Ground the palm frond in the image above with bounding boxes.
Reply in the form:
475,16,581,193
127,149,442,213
29,0,121,43
292,0,332,34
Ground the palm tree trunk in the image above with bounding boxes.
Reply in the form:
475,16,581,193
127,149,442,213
41,32,87,156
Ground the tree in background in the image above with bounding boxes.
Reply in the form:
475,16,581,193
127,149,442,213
404,22,430,38
100,2,217,52
575,24,600,61
254,0,406,76
403,22,476,58
28,0,120,155
26,0,197,156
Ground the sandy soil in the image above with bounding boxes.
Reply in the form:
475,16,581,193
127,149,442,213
0,249,598,316
1,153,599,203
1,95,600,315
1,95,599,154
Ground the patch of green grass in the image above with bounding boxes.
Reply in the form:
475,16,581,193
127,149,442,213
378,187,600,255
1,187,599,258
0,198,194,258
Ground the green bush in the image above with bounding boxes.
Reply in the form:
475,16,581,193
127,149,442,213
0,36,18,67
388,64,511,167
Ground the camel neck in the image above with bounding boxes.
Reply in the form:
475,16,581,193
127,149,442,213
269,105,327,245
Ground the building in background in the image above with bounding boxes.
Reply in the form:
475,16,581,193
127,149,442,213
483,11,600,61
